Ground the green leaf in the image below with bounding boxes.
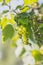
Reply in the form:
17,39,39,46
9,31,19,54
16,5,23,10
39,27,43,43
3,24,14,41
15,12,37,44
39,24,43,28
3,10,9,14
35,53,42,61
20,48,26,57
32,50,42,61
40,27,43,33
15,12,30,27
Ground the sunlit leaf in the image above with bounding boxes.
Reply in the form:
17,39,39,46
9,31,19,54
1,16,16,29
21,6,29,13
24,0,38,6
5,0,10,3
32,50,42,61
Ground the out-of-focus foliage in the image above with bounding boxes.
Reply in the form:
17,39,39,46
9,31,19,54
24,0,38,5
0,0,43,65
2,24,14,41
0,0,11,3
